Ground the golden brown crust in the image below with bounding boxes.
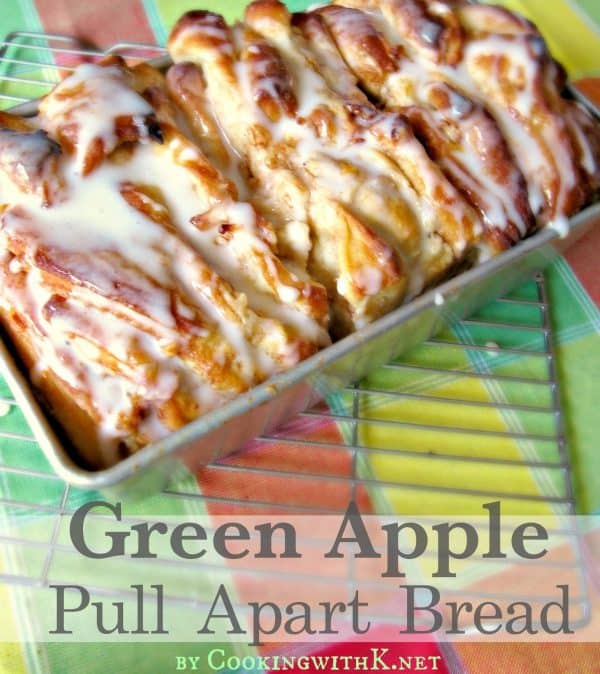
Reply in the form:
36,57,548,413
311,4,534,250
290,12,367,104
168,1,486,329
0,58,329,467
169,9,409,330
0,110,37,132
37,60,164,176
311,6,397,92
332,0,465,65
455,3,538,38
0,299,108,468
243,0,480,285
166,62,234,173
0,127,63,206
330,0,598,223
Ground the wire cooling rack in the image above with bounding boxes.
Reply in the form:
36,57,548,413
0,32,590,644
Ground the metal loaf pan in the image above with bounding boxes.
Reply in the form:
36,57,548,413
1,59,599,497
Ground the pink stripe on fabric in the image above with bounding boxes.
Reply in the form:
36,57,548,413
34,0,156,47
565,227,600,307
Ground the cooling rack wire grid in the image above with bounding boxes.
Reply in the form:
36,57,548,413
0,32,591,654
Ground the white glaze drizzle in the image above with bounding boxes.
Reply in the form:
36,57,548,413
0,63,328,462
323,13,531,236
39,64,154,174
369,3,593,221
229,18,480,301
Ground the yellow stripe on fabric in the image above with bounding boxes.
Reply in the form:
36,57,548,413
491,0,600,77
359,376,557,517
0,583,27,674
0,646,27,674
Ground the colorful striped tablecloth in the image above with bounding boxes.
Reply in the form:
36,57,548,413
0,1,599,672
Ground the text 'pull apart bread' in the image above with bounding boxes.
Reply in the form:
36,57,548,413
0,58,329,468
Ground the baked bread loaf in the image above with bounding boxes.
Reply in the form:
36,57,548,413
0,1,598,468
169,2,483,333
168,0,599,325
321,0,600,231
301,5,535,250
0,58,329,467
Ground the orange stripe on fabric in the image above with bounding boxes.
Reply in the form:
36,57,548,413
565,227,600,307
456,643,600,673
200,418,375,516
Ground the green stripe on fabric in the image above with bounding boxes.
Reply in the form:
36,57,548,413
284,0,314,10
153,0,314,37
547,258,600,335
142,0,168,46
0,0,54,106
573,0,600,34
42,643,262,674
451,321,564,510
154,0,245,31
0,0,42,35
556,333,600,514
406,258,600,381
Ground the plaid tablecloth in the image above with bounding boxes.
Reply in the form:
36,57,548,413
0,1,599,672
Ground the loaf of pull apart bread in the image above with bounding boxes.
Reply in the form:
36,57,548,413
0,57,329,467
0,0,598,468
168,0,599,324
